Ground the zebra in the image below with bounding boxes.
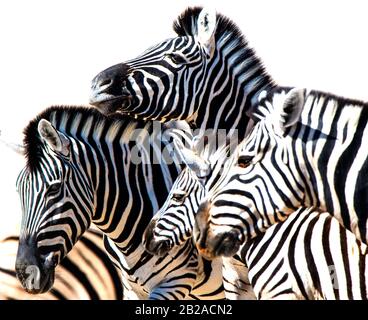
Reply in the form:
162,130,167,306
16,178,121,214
238,206,368,300
146,180,368,300
89,6,276,139
0,229,124,300
14,105,224,300
143,134,368,299
194,87,368,261
143,133,255,299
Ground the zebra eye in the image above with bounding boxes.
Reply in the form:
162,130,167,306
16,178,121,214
47,182,61,196
237,155,253,168
172,192,186,203
166,53,187,64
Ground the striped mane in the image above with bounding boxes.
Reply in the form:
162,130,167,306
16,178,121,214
308,90,368,109
23,106,148,171
173,6,274,91
174,6,245,43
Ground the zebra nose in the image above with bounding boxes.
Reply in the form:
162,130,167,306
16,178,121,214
89,62,131,105
146,239,172,257
16,239,39,270
213,230,242,257
15,239,56,294
15,241,41,288
143,218,173,256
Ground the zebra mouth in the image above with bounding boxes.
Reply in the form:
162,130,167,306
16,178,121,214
15,240,57,294
89,93,133,115
89,62,134,115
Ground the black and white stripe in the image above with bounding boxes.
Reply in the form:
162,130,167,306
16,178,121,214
144,133,368,299
143,136,255,299
90,6,276,139
15,106,224,300
240,207,368,300
196,87,368,260
0,229,123,300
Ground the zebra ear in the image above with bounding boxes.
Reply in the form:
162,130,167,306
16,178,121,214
279,88,305,129
170,135,210,178
38,119,70,157
196,7,217,58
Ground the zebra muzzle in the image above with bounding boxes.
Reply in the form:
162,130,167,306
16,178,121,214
15,241,56,294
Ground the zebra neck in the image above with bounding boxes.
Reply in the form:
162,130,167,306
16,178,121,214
85,134,179,252
191,40,275,138
285,90,368,213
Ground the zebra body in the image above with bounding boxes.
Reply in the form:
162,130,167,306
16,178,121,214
242,207,368,300
0,229,123,300
15,106,224,300
195,88,368,260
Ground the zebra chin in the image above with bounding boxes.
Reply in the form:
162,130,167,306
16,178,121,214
15,241,56,294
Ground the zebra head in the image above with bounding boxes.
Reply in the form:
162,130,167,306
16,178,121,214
90,7,217,121
90,7,273,128
15,118,93,294
144,132,233,257
194,89,307,260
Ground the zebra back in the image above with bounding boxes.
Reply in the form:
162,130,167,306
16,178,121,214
242,207,368,300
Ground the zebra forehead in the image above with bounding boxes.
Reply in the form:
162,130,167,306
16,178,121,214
22,105,148,172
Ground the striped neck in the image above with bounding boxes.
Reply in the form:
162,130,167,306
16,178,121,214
190,32,275,138
74,121,179,251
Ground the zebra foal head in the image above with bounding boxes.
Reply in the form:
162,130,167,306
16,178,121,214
195,88,307,259
143,132,233,257
15,113,93,294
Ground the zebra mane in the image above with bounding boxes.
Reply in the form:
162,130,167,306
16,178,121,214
251,86,368,125
308,89,368,108
173,6,242,42
23,106,147,171
173,6,274,100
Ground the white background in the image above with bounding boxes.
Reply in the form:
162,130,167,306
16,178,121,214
0,0,367,236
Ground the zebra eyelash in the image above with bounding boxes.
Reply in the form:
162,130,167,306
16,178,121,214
171,191,187,204
46,181,62,196
237,155,254,168
165,52,188,65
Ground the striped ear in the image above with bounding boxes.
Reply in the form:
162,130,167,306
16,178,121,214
196,7,217,58
167,133,210,178
38,119,70,156
279,88,305,129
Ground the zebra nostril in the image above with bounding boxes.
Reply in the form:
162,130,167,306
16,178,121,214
99,78,113,88
214,230,242,257
149,239,172,257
